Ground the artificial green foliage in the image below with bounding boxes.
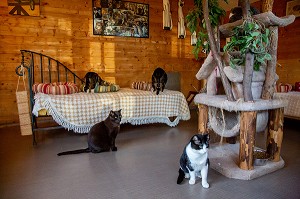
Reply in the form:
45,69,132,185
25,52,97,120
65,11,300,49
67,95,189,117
223,18,272,71
186,0,228,59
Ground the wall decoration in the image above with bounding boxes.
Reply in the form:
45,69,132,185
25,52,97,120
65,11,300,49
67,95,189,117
177,0,186,38
191,31,197,46
93,0,149,38
286,0,300,17
163,0,172,30
8,0,40,16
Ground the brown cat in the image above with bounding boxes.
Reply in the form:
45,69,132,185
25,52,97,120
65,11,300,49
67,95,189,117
57,110,122,156
83,72,104,92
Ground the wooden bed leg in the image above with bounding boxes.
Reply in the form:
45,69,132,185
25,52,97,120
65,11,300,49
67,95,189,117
239,111,257,170
32,130,37,146
198,104,208,134
266,108,284,162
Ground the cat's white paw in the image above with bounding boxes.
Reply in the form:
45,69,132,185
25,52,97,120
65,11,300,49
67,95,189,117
184,173,190,178
189,179,196,185
202,182,209,188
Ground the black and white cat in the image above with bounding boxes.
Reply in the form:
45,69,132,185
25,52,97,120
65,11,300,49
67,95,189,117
57,110,122,156
177,134,210,188
152,67,168,95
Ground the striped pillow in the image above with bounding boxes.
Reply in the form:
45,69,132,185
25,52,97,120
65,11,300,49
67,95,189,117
94,84,120,93
276,83,292,93
32,82,79,95
131,81,152,91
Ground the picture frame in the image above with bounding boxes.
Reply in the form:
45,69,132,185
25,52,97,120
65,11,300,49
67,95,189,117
286,0,300,17
92,0,149,38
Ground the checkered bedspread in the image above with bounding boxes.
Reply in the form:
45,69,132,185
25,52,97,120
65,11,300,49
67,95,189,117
33,88,191,133
274,92,300,119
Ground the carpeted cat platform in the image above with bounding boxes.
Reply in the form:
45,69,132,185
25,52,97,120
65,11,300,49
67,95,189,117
209,143,285,180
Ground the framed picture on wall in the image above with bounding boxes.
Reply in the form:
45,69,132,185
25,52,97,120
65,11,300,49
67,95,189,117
286,0,300,17
92,0,149,38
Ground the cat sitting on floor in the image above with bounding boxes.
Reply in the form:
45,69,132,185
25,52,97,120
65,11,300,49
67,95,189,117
152,67,168,95
57,110,122,156
177,134,210,188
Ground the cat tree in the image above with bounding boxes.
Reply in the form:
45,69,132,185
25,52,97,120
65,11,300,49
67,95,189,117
194,0,295,179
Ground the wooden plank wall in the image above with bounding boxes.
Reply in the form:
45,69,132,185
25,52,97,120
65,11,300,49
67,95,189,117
0,0,299,125
272,0,300,85
252,0,300,86
0,0,202,125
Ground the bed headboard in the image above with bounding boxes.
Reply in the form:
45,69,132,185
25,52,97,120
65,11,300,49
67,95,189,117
15,50,84,143
15,50,83,85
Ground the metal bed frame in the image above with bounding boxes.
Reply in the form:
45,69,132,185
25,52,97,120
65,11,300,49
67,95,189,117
15,50,84,145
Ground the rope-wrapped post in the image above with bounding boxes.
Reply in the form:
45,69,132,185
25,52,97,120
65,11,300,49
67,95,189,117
239,111,257,170
198,104,208,134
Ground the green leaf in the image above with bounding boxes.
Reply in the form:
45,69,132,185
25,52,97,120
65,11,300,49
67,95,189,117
264,53,272,60
250,32,260,37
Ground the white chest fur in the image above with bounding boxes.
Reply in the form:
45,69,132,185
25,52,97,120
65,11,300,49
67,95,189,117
186,143,208,171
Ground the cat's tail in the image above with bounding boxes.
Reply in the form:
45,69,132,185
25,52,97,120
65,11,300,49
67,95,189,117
57,148,90,156
177,168,185,184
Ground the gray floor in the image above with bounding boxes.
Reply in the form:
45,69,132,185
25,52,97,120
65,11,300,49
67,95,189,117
0,109,299,199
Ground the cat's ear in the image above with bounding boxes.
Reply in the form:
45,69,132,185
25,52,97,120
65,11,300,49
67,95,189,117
192,135,200,144
118,109,122,113
205,134,210,140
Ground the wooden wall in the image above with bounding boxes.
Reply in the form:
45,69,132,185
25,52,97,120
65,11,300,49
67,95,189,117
0,0,201,125
251,0,300,85
272,0,300,85
0,0,299,126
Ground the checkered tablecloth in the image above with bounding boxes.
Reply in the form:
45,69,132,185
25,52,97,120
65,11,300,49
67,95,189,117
274,92,300,119
33,88,190,133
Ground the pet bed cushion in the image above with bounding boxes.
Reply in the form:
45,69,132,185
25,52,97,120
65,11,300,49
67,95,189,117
32,82,79,95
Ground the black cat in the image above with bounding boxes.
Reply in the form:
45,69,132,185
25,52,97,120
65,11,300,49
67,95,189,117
83,72,104,92
229,6,260,23
152,67,168,95
177,134,210,188
57,110,122,156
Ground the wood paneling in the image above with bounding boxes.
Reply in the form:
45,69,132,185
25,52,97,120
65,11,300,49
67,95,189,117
0,0,201,125
251,0,300,86
0,0,299,125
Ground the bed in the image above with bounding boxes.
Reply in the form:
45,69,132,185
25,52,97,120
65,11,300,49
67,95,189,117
33,88,190,133
15,50,190,144
274,91,300,120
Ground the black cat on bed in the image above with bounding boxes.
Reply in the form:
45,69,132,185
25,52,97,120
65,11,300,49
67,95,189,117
152,67,168,95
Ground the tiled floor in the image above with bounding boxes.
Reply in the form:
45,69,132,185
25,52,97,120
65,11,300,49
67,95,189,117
0,110,299,199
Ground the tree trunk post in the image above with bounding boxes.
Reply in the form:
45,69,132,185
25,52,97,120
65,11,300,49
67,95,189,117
262,26,278,100
266,108,284,162
239,111,257,170
198,104,208,134
202,0,234,101
239,0,255,102
243,53,254,101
